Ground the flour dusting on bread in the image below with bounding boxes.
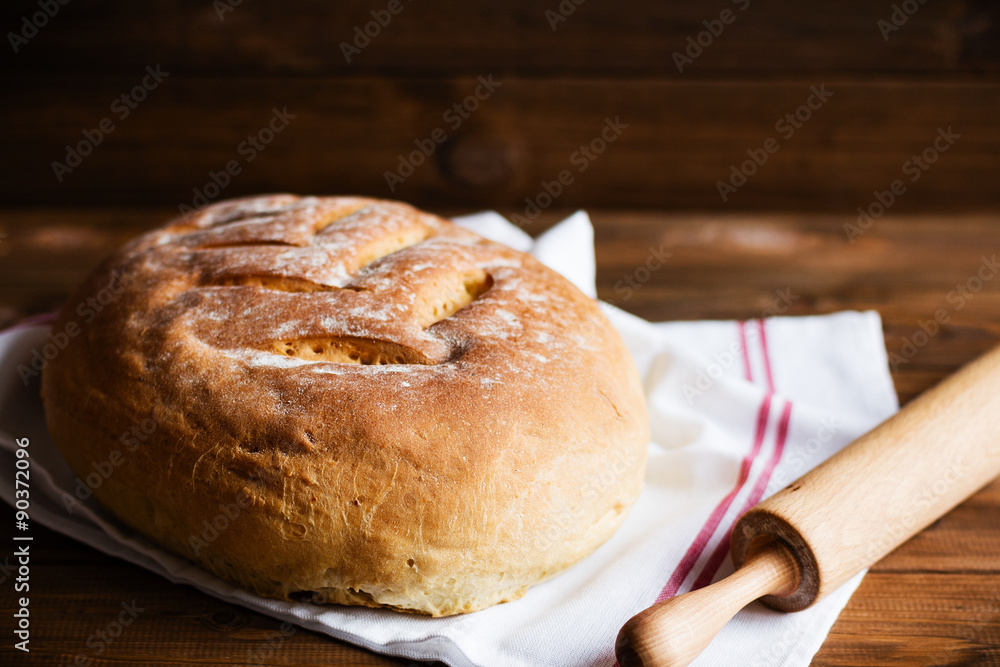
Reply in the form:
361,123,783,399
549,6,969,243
41,195,649,617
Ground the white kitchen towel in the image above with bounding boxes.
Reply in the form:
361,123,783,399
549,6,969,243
0,210,898,667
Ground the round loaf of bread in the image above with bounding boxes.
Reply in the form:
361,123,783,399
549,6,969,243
41,195,648,616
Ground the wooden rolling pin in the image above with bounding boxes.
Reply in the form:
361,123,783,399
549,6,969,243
616,342,1000,667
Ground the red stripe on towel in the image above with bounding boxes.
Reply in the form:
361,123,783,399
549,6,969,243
654,319,783,601
615,321,782,667
759,319,775,393
738,320,753,382
652,322,772,602
689,399,793,590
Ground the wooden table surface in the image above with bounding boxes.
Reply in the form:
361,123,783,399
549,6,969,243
1,207,999,666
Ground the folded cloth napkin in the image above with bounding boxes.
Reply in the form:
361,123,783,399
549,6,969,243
0,211,898,667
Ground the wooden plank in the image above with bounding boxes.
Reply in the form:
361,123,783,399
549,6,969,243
816,571,1000,666
2,77,999,210
1,0,997,76
2,208,1000,664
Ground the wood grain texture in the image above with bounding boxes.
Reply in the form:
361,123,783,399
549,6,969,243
1,207,999,665
4,0,998,212
1,0,998,76
2,77,999,211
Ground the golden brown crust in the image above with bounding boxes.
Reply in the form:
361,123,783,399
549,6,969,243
41,195,649,616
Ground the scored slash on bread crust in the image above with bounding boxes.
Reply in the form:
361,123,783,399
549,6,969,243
41,195,649,616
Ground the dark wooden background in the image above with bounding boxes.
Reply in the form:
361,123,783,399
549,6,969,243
1,1,1000,666
1,0,999,212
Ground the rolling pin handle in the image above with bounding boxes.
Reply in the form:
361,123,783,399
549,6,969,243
615,539,800,667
